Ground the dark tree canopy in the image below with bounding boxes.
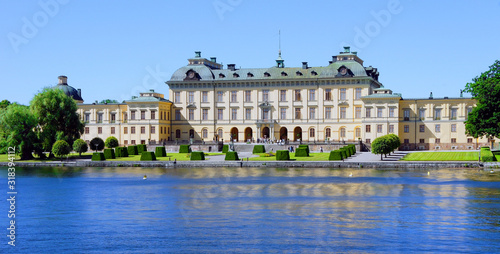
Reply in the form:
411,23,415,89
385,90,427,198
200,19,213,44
371,134,401,160
99,99,119,104
90,137,105,151
0,104,38,159
464,60,500,144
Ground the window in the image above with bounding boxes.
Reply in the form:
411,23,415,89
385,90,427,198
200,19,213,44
435,124,440,133
176,129,181,139
110,113,116,123
355,107,361,119
245,91,251,102
188,91,194,104
420,125,425,132
295,108,301,119
217,129,223,139
189,109,194,120
280,90,286,102
202,109,208,120
377,108,383,118
131,127,136,134
262,90,269,102
218,109,223,120
131,111,136,120
355,88,362,100
202,91,208,102
124,140,128,145
124,113,129,123
84,113,90,123
141,126,146,134
202,129,208,139
111,127,115,134
434,108,441,120
403,109,410,121
280,108,286,120
309,108,316,119
435,138,440,144
294,90,301,101
309,89,316,101
366,108,371,118
404,125,409,133
141,111,146,120
160,127,163,134
131,140,136,145
389,108,395,118
419,139,425,144
340,128,346,138
404,139,409,144
124,127,128,134
467,138,473,143
231,91,237,102
189,129,195,138
366,139,371,144
174,92,180,103
366,125,371,133
419,109,425,121
325,107,332,119
217,91,224,102
355,128,361,137
262,108,269,120
325,89,332,101
340,88,346,100
231,108,237,120
325,128,331,138
377,124,383,133
340,107,346,119
151,111,155,120
97,113,103,123
451,124,456,132
245,108,251,120
450,108,457,120
175,110,181,120
451,138,456,143
389,125,394,133
151,126,155,134
309,128,315,138
85,127,89,134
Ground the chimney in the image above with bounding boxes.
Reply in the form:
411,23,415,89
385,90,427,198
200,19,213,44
210,57,217,63
227,64,236,71
58,75,68,84
343,46,350,53
77,89,81,98
302,62,308,69
149,89,154,92
195,51,201,58
331,56,337,63
352,51,358,55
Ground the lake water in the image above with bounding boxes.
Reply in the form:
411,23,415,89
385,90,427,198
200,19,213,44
1,167,500,253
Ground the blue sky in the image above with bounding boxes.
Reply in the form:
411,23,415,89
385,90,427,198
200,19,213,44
2,0,499,105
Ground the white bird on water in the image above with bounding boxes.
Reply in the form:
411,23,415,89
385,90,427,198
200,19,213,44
427,171,430,176
143,175,147,180
349,172,353,177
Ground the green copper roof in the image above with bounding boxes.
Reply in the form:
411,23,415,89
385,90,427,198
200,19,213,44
125,96,171,103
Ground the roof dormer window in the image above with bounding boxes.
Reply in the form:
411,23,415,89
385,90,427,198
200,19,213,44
219,73,225,78
296,71,303,76
311,70,318,76
264,72,271,77
281,72,287,76
247,72,254,78
233,73,239,78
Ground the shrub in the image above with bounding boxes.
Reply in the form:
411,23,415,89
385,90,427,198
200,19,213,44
481,147,496,162
222,144,229,153
348,144,356,155
52,140,71,159
179,145,191,153
190,151,205,160
91,152,106,161
72,139,88,156
295,147,309,157
343,146,352,157
140,151,156,161
329,150,343,161
155,146,167,157
225,151,239,161
103,148,115,159
105,136,119,148
89,137,105,151
137,144,147,154
276,150,290,161
127,145,138,155
339,148,348,159
115,147,128,157
253,145,265,154
298,144,310,156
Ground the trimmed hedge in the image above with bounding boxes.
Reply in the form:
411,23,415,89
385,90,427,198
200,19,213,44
225,151,239,161
190,151,205,160
343,146,352,157
299,144,310,156
115,147,128,157
140,151,156,161
295,147,309,157
339,148,348,159
480,147,496,162
103,148,116,159
155,146,167,157
222,144,229,153
348,144,356,155
127,145,138,155
91,152,106,161
276,150,290,161
329,150,343,161
137,144,147,154
253,145,265,154
179,145,192,153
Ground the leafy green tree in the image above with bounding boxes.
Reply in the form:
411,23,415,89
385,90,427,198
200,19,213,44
30,88,84,156
99,99,119,104
387,134,401,154
105,136,119,148
464,60,500,147
0,104,38,159
73,139,88,156
90,137,104,151
52,140,71,160
371,135,392,160
0,100,11,110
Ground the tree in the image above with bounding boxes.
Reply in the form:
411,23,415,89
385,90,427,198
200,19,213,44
371,135,393,160
99,99,119,104
73,139,88,156
387,134,401,154
0,104,38,159
0,100,10,110
30,88,85,156
464,60,500,147
90,137,104,151
105,136,119,148
52,140,71,160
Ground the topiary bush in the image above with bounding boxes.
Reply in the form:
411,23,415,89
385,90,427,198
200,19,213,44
252,145,265,154
72,139,88,156
155,146,167,157
105,136,119,148
343,146,352,157
137,144,147,154
339,148,348,159
276,150,290,161
299,144,310,156
52,140,71,159
480,147,496,162
295,147,309,157
140,151,156,161
91,152,106,161
103,148,116,159
127,145,138,155
90,137,105,151
179,144,191,153
225,151,239,161
190,151,205,160
348,144,356,155
329,150,343,161
115,147,128,157
222,144,229,153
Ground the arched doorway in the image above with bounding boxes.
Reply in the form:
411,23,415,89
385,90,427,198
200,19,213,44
280,127,288,140
230,127,239,142
294,127,302,141
244,127,253,142
261,127,270,139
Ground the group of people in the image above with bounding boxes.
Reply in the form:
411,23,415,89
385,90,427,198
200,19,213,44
256,138,288,145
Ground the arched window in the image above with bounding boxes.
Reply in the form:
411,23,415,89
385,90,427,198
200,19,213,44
189,129,195,138
325,128,331,138
217,129,223,140
175,129,181,139
355,128,361,138
202,129,208,139
309,128,315,138
340,128,346,138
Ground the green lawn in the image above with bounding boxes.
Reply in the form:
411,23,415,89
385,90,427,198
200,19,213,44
400,152,480,161
0,153,94,162
247,152,331,161
108,152,224,161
